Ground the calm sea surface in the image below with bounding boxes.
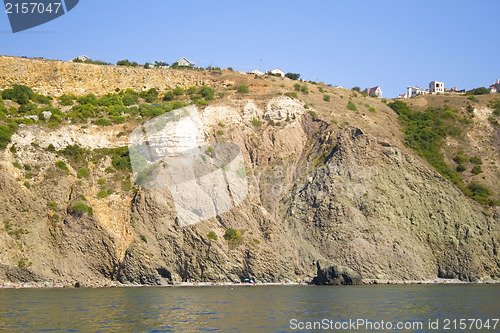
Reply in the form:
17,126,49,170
0,285,499,332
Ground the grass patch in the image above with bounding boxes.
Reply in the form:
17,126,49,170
208,231,218,241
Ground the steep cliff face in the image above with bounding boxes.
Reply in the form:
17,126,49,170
0,56,499,285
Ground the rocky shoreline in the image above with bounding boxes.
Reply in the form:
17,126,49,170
1,278,498,289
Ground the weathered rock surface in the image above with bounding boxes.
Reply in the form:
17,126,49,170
312,260,362,285
0,56,499,285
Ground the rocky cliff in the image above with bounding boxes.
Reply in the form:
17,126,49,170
0,56,499,285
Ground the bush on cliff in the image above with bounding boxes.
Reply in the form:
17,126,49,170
2,85,34,104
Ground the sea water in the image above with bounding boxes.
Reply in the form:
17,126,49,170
0,284,499,332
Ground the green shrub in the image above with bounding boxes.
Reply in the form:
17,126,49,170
111,147,131,170
293,83,301,91
173,86,184,96
300,85,309,94
163,91,174,101
469,156,483,165
23,181,30,189
77,167,89,178
456,164,466,172
285,73,300,80
15,118,35,125
32,93,52,105
323,95,330,102
467,182,492,205
55,160,69,173
217,129,224,135
97,189,109,198
471,165,482,175
116,59,139,67
140,235,147,242
190,94,202,101
111,116,126,124
140,88,159,103
122,89,139,106
77,94,98,106
139,104,164,117
285,92,297,99
453,154,468,164
47,202,58,210
352,86,361,92
470,87,490,95
0,124,17,150
196,99,208,106
308,110,318,119
186,86,196,95
208,231,218,241
223,228,241,241
251,118,262,127
199,86,214,100
69,202,93,216
1,85,34,104
347,101,358,111
17,102,37,115
97,93,123,107
58,94,75,106
237,85,249,93
58,144,88,163
93,118,111,126
368,107,376,113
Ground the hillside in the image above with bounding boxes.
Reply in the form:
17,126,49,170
0,56,499,286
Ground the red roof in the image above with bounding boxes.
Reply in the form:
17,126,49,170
366,86,380,95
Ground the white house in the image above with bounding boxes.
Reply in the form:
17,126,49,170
429,81,444,94
490,79,500,93
177,57,195,67
75,55,90,62
247,69,264,75
270,68,285,77
407,86,428,98
365,86,382,98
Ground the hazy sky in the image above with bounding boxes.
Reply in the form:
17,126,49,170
1,0,499,97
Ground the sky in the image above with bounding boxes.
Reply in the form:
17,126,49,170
1,0,499,97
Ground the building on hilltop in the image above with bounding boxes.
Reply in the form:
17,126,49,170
269,68,285,77
449,87,466,94
406,86,428,98
489,79,500,93
75,55,90,62
429,81,444,94
176,57,195,67
247,69,264,75
364,86,383,98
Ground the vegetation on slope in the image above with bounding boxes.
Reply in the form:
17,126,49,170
388,100,495,206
